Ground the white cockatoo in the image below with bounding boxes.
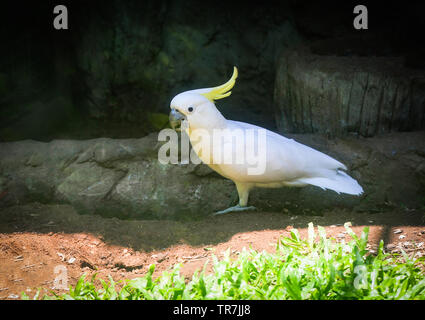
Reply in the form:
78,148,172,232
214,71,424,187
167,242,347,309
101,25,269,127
169,67,363,215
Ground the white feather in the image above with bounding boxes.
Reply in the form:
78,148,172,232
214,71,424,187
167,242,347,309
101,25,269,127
216,120,363,196
296,170,363,195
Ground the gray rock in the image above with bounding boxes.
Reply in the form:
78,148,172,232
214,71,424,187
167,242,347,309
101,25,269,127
0,131,424,219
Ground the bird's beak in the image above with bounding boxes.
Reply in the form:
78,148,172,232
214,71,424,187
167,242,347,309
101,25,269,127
169,108,186,131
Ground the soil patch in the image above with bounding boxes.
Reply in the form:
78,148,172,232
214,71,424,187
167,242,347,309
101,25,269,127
0,203,424,299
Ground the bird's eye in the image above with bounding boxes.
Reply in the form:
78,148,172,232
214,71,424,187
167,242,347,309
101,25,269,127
188,106,194,113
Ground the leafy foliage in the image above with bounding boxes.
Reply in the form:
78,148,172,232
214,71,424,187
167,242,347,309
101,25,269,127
24,222,425,300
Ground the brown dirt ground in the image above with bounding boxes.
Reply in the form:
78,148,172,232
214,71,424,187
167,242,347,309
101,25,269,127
0,203,424,299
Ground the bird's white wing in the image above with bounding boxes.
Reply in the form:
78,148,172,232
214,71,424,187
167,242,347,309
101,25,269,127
214,120,362,195
226,120,343,174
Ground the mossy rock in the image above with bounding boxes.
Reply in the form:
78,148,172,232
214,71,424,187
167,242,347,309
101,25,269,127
147,112,170,131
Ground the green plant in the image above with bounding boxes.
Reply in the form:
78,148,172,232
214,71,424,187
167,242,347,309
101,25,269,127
24,222,425,300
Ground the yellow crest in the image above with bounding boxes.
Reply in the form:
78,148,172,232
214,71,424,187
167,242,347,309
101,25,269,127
201,67,238,101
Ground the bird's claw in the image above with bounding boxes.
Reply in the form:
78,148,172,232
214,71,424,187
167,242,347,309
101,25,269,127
213,205,256,216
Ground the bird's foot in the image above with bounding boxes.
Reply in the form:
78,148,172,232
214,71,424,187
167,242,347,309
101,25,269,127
213,205,257,216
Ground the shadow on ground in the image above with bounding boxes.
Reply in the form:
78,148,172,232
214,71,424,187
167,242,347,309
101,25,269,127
0,202,423,252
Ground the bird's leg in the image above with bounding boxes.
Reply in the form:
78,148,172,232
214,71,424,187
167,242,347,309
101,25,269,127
213,182,256,215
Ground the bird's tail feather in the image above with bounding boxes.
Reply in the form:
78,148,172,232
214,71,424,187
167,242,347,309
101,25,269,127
298,171,363,195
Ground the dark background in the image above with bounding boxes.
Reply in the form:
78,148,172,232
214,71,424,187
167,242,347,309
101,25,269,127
0,0,423,142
